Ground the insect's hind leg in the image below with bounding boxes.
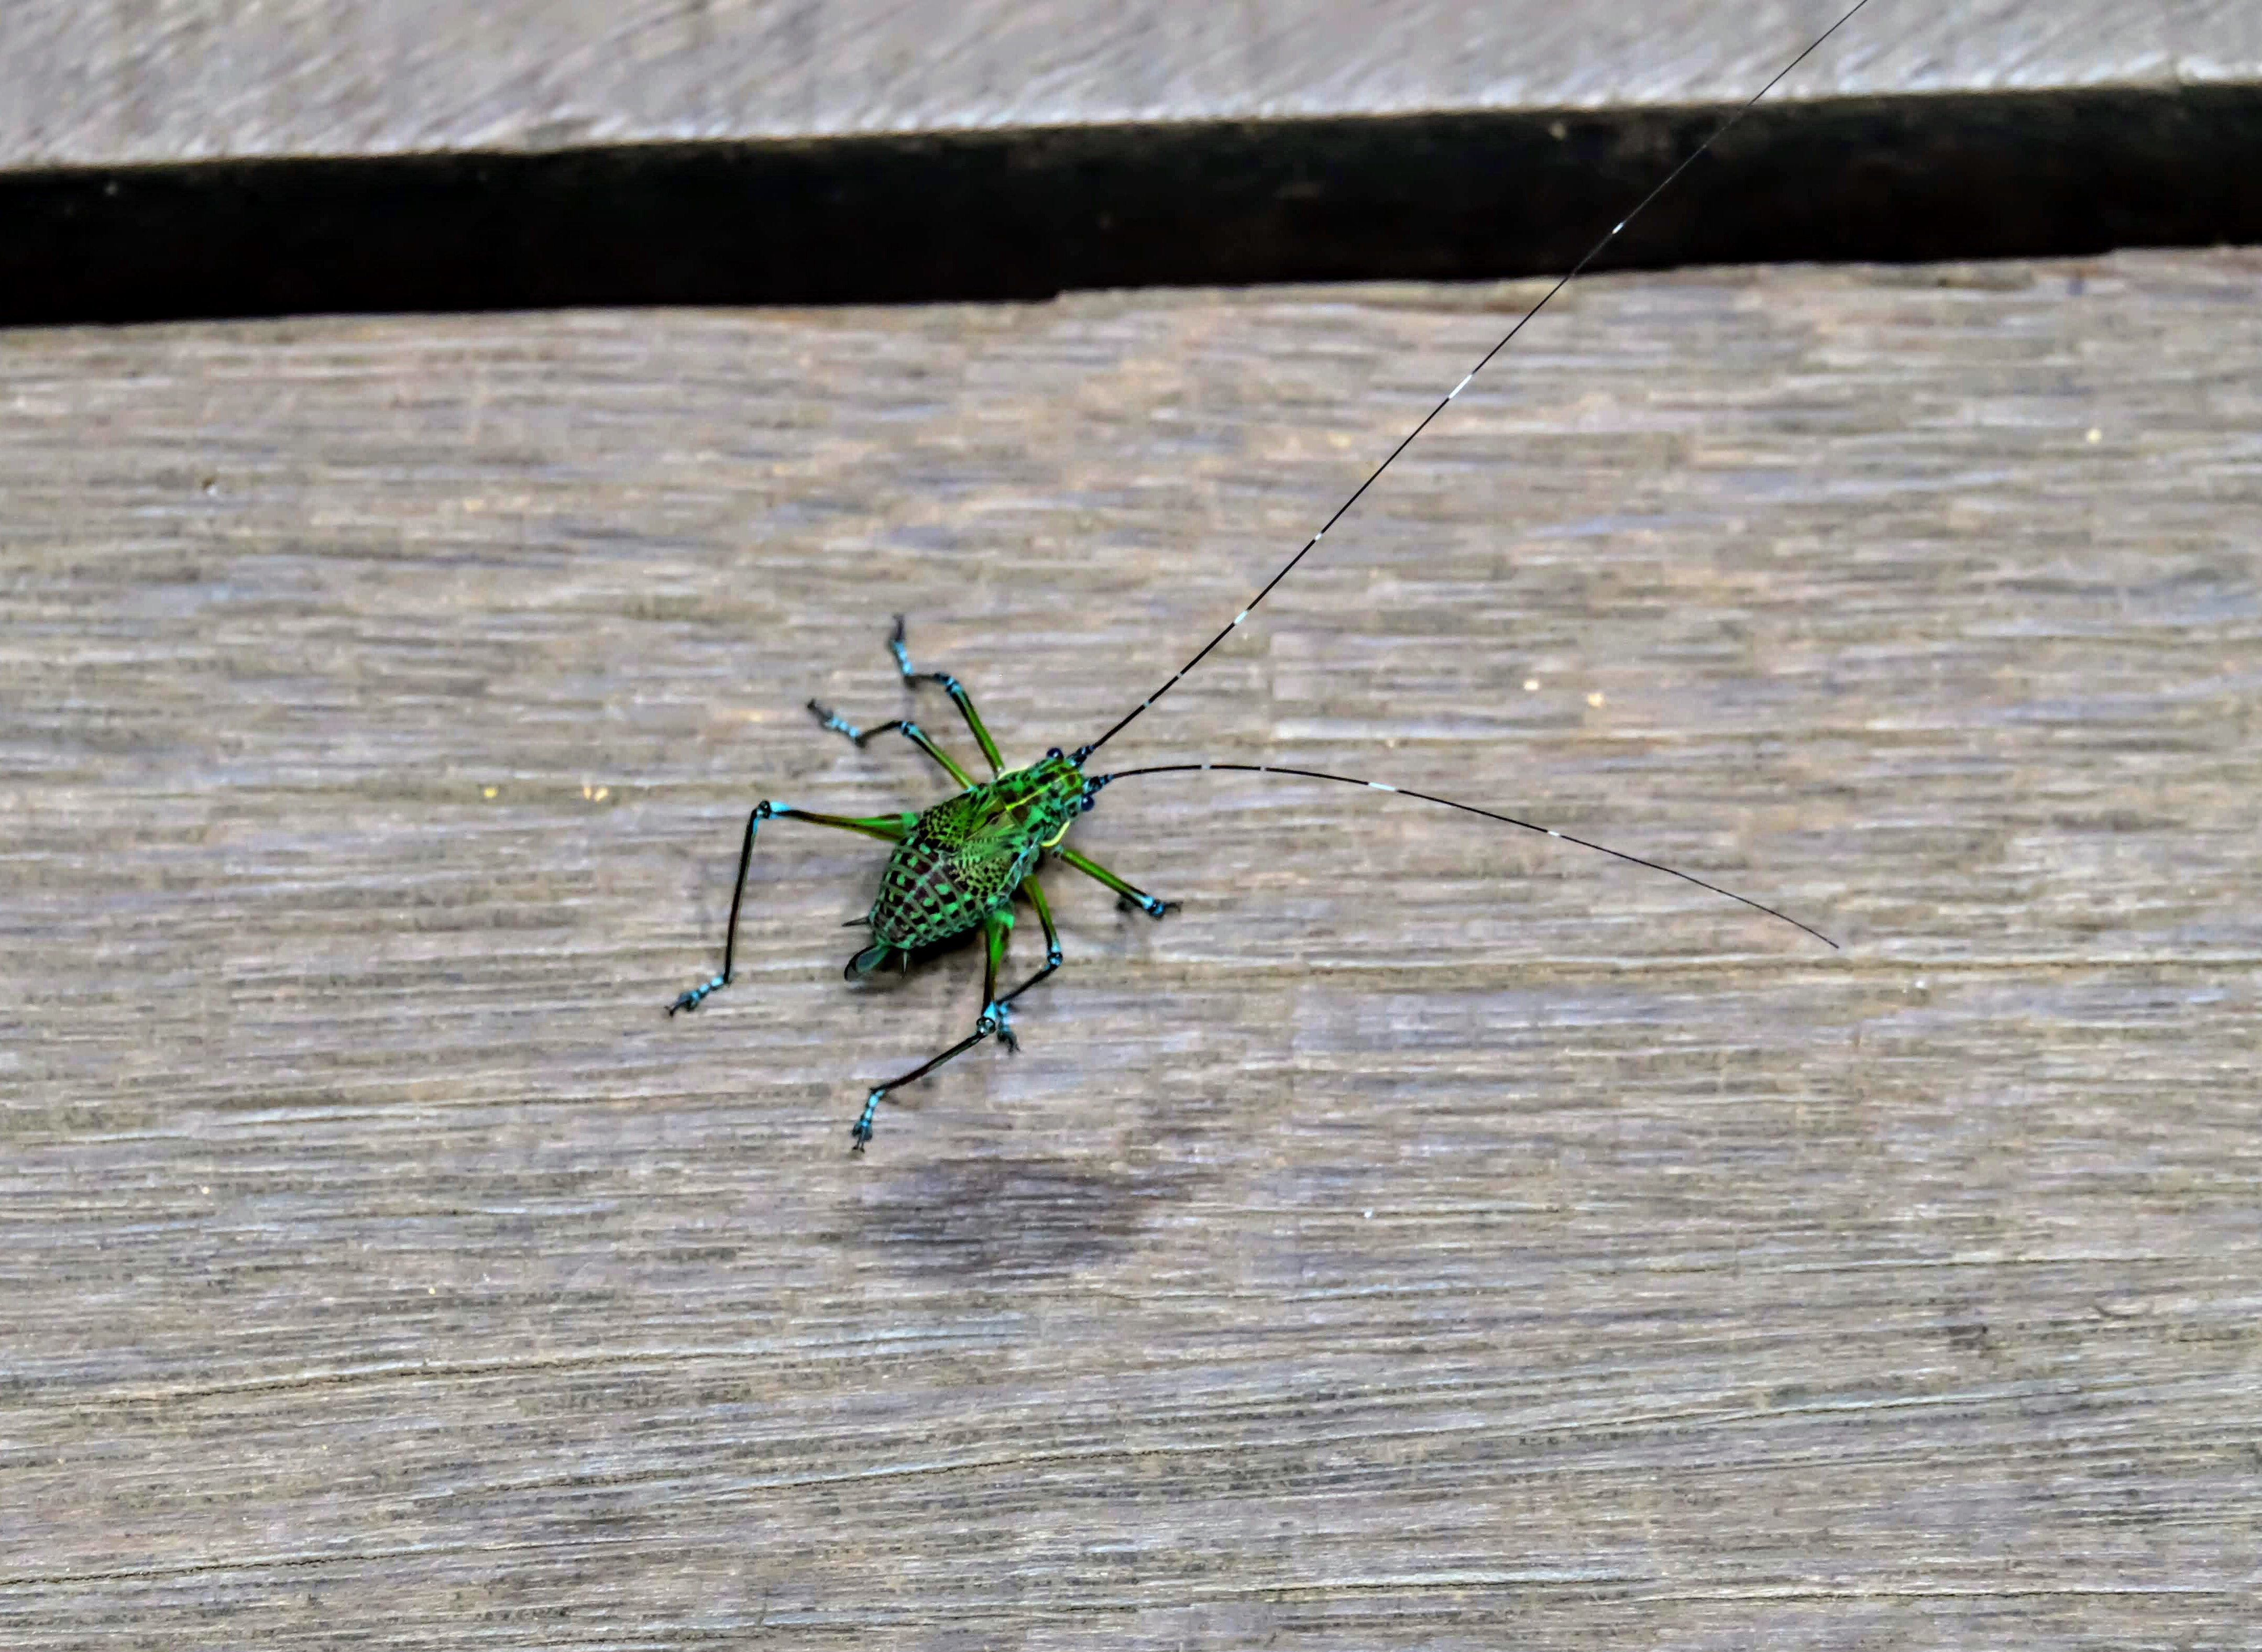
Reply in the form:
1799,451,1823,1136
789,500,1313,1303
889,615,1006,778
1052,845,1180,921
850,905,1016,1152
667,803,909,1015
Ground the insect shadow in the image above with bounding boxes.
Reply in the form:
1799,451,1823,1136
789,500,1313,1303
855,1152,1190,1279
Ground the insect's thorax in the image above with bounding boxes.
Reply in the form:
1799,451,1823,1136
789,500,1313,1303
868,755,1086,949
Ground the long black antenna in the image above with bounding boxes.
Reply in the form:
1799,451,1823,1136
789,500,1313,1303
1089,763,1839,949
1074,0,1874,762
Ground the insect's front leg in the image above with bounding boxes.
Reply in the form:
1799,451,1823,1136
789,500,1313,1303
1051,844,1180,921
890,615,1005,778
667,803,909,1015
849,905,1016,1152
805,701,979,789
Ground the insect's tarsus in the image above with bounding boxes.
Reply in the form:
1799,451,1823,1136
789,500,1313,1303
672,2,1873,1147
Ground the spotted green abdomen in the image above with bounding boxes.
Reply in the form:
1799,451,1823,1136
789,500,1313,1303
871,831,1038,949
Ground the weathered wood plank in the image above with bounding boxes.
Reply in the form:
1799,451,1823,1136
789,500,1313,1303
4,0,2258,168
4,250,2259,1643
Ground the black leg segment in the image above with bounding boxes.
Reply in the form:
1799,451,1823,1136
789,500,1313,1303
667,802,909,1016
850,904,1019,1152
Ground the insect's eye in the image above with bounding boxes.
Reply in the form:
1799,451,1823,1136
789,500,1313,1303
1080,797,1094,812
1046,747,1062,760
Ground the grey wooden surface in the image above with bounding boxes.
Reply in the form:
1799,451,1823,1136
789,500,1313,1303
3,0,2258,167
4,248,2258,1643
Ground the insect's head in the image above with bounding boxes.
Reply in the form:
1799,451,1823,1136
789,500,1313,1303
1036,742,1113,814
1027,746,1106,816
1055,744,1110,813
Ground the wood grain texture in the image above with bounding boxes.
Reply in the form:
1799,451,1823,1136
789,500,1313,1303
3,0,2258,168
4,250,2260,1643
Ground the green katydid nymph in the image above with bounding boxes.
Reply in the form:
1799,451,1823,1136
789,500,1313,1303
668,2,1869,1151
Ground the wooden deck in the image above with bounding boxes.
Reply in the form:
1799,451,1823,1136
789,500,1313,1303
9,0,2256,167
4,4,2259,1646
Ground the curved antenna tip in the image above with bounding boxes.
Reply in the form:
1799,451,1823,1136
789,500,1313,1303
1099,761,1839,951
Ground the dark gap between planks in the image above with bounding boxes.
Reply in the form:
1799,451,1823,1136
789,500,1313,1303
5,83,2259,328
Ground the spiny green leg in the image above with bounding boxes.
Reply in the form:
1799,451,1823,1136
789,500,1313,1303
995,875,1063,1015
850,906,1014,1153
805,700,979,790
890,614,1005,778
1051,844,1180,921
668,803,909,1015
975,904,1019,1053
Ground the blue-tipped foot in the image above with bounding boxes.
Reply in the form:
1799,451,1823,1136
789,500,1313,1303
850,1091,883,1154
808,699,868,741
983,1001,1019,1054
668,974,727,1015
